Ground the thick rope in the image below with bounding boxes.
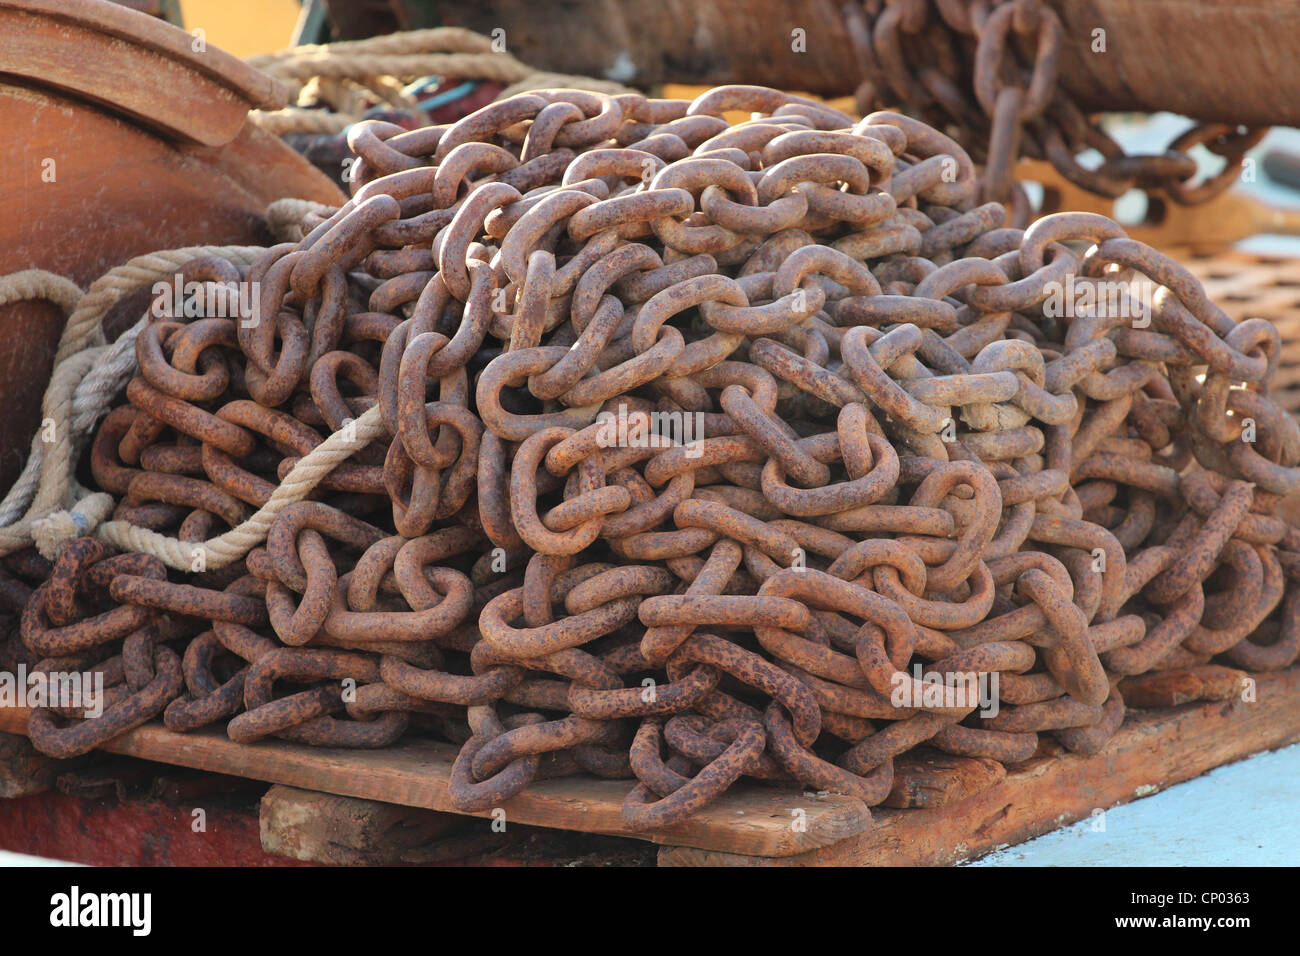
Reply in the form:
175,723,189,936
250,107,355,136
255,51,534,85
0,270,82,322
97,404,385,571
0,243,354,563
246,27,633,137
0,246,263,555
267,198,338,242
246,27,500,69
0,271,83,527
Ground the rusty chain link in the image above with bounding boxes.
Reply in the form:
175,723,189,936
0,82,1296,830
849,0,1268,225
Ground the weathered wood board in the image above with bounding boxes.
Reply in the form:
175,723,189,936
660,667,1300,865
0,707,869,859
2,664,1297,865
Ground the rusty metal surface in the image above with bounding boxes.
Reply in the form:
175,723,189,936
4,83,1299,829
852,0,1266,221
1180,252,1300,418
413,0,1300,128
0,1,345,491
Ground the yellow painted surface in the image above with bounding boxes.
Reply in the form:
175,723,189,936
178,0,299,58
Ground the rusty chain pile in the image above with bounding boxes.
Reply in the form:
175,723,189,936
850,0,1267,222
3,82,1298,829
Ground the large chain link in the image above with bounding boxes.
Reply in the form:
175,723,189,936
851,0,1268,226
2,83,1296,829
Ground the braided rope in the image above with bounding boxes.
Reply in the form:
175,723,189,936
256,51,533,85
266,197,338,242
249,107,355,136
97,404,385,571
246,26,500,68
245,27,633,137
0,241,377,566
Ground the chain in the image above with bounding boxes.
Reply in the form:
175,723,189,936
3,83,1297,828
851,0,1268,226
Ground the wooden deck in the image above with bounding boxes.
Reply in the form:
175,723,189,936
2,663,1298,865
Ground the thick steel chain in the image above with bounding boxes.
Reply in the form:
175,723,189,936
3,83,1297,829
851,0,1268,224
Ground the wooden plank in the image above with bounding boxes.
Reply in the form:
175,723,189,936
0,707,869,858
0,730,67,798
882,750,1005,809
658,665,1300,865
7,666,1294,864
260,785,465,865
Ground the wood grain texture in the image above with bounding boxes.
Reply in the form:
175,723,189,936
4,665,1296,863
658,665,1300,865
0,786,310,866
260,784,464,865
0,707,870,858
883,750,1005,809
0,730,66,798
